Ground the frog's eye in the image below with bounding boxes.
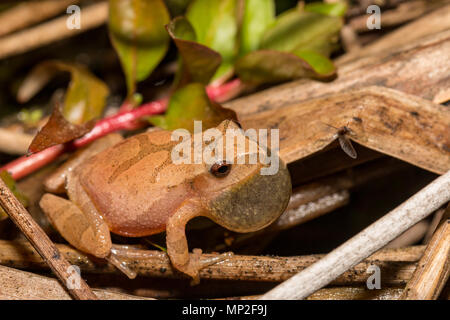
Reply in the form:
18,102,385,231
210,161,232,178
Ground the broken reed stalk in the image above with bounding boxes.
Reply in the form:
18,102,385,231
0,179,97,300
0,1,108,60
261,170,450,300
0,265,149,300
400,205,450,299
0,239,425,285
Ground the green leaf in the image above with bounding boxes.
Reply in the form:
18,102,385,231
166,17,222,88
149,82,237,132
304,1,347,17
235,49,335,85
163,0,192,16
239,0,275,56
294,50,336,75
109,0,170,96
186,0,238,81
260,10,342,55
236,5,342,85
0,171,29,220
17,61,109,125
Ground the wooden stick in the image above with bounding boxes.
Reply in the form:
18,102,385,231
0,0,78,37
400,205,450,299
0,239,425,285
0,1,108,60
0,178,97,300
0,265,149,300
260,170,450,299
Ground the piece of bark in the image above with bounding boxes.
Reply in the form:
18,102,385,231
0,239,425,285
0,265,149,300
240,86,450,174
225,29,450,115
400,205,450,299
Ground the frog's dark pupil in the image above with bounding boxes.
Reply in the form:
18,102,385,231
211,162,231,177
218,166,228,173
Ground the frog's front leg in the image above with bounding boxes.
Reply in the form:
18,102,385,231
166,199,232,284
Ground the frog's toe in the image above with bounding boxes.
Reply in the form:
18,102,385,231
184,249,233,285
106,250,137,279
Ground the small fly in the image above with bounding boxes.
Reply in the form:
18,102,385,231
324,123,358,159
335,126,357,159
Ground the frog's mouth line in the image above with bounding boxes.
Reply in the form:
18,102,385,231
206,163,292,233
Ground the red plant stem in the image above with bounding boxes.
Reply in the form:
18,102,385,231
1,79,243,180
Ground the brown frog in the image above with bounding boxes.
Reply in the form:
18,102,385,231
40,120,291,282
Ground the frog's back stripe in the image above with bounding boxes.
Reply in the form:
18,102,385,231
107,134,176,184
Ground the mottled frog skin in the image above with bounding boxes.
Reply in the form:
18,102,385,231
40,120,291,281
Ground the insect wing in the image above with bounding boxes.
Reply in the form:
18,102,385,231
338,135,357,159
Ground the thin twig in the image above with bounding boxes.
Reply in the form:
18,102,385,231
400,204,450,299
260,170,450,299
0,239,425,285
0,1,108,60
0,178,97,300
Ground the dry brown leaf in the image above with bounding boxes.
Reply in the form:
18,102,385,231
28,102,94,153
239,86,450,174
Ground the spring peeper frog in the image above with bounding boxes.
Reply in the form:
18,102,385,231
39,120,291,282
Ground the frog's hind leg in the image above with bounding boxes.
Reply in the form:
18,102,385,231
66,171,137,279
40,193,112,258
40,171,137,279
